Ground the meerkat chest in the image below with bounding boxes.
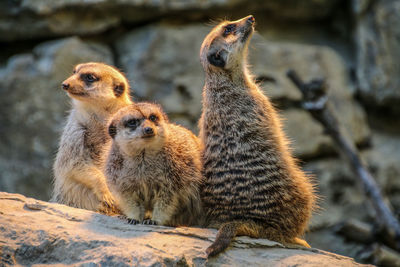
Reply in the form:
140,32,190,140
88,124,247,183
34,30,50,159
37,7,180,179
125,153,170,187
203,97,257,150
202,89,280,186
123,156,171,206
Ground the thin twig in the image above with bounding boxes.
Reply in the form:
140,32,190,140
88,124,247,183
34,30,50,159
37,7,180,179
286,69,400,250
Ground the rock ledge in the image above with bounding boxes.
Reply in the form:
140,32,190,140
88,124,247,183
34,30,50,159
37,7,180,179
0,192,370,266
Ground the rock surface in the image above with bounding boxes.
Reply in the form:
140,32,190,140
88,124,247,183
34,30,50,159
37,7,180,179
0,192,370,267
304,129,400,231
355,0,400,113
0,0,341,41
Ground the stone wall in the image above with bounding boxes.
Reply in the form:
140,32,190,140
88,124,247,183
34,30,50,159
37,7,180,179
1,0,400,265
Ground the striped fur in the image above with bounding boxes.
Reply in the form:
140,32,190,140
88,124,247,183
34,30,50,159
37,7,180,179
199,16,316,257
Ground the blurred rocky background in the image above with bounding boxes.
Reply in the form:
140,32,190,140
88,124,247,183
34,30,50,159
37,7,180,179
0,0,399,265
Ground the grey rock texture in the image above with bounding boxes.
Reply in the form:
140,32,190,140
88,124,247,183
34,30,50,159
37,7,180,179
305,130,400,230
0,37,114,201
115,24,208,130
0,0,341,41
303,130,400,265
0,192,370,267
363,131,400,212
251,40,370,157
355,0,400,112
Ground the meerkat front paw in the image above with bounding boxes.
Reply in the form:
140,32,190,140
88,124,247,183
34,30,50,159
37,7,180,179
100,192,115,206
98,192,120,214
142,219,157,225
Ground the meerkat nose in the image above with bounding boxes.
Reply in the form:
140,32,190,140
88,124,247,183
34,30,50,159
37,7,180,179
62,82,70,90
247,15,255,24
143,127,154,136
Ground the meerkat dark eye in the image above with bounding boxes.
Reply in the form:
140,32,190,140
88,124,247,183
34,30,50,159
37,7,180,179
72,69,77,74
125,119,139,129
224,24,236,36
81,73,98,83
149,114,158,122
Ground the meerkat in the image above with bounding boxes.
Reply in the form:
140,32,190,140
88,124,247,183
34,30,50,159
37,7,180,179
198,15,316,257
52,62,133,215
105,102,203,226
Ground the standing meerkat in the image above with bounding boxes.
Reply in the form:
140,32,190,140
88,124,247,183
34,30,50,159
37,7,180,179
52,62,133,214
199,16,316,257
105,103,203,226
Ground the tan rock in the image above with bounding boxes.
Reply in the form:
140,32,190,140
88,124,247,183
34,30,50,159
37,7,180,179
0,192,370,266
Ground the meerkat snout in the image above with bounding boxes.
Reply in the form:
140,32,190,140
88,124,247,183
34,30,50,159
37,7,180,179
247,15,255,24
142,125,155,137
62,82,70,90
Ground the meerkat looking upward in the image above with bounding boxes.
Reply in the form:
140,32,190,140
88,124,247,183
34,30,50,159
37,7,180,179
199,16,316,257
52,62,133,214
105,103,203,226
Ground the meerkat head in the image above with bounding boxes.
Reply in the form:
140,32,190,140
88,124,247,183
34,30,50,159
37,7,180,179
108,103,169,156
61,62,131,109
200,15,255,73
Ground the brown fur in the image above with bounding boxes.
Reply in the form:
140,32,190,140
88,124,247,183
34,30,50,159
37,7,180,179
105,103,203,226
52,62,133,215
198,16,316,257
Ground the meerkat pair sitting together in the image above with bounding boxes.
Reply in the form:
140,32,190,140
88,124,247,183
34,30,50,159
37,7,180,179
53,14,316,258
52,62,203,226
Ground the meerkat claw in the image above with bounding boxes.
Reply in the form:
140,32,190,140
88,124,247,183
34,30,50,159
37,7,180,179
142,219,157,225
127,218,139,225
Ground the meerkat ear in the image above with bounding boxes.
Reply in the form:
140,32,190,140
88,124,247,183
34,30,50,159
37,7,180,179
161,111,169,123
108,122,117,138
207,49,227,68
113,83,125,97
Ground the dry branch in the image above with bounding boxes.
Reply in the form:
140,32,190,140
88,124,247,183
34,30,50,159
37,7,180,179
286,69,400,250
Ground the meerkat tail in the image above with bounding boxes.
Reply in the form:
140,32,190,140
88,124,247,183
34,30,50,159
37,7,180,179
206,222,242,258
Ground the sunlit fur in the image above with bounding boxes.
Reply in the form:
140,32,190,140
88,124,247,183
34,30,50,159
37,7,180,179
106,103,203,226
52,62,133,215
198,16,316,257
